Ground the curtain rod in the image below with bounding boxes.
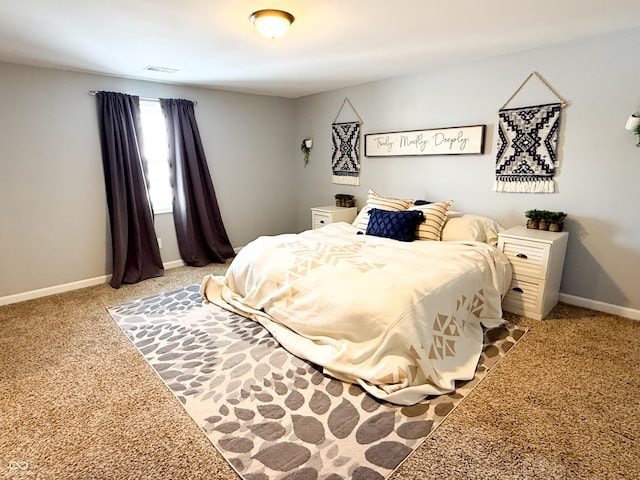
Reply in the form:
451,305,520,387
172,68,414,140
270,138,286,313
88,90,197,105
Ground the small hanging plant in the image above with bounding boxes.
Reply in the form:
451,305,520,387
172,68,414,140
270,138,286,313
300,138,312,167
627,114,640,147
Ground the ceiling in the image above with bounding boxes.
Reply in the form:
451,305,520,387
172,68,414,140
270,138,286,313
1,1,640,99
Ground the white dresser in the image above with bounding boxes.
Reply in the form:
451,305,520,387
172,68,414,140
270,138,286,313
498,225,569,320
311,205,357,230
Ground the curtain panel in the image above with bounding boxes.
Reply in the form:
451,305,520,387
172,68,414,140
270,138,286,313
96,91,163,288
160,98,234,266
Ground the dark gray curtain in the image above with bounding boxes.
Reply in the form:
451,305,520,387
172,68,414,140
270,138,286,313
96,91,164,288
160,98,234,266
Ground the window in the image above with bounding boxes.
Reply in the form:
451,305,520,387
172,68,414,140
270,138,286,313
139,99,173,213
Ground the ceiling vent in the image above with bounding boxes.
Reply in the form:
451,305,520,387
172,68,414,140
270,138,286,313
143,65,179,74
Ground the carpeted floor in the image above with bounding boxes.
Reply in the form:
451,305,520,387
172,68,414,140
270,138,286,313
1,264,639,479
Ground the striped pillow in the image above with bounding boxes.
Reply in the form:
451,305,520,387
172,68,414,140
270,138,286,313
353,189,413,232
408,200,453,240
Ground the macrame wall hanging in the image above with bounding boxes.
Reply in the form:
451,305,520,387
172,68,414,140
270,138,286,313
494,71,568,193
331,98,363,185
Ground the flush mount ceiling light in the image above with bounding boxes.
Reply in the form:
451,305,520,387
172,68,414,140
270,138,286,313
249,9,295,39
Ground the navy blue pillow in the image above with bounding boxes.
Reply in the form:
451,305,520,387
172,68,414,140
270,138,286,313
365,208,424,242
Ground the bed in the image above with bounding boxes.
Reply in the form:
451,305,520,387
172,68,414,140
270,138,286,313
201,190,511,405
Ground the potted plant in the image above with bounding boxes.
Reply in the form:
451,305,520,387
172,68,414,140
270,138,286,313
335,193,355,207
343,194,355,207
538,210,553,231
548,211,567,232
525,209,542,229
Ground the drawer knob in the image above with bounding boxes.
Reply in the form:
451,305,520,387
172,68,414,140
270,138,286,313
516,253,528,259
511,287,524,293
320,220,325,224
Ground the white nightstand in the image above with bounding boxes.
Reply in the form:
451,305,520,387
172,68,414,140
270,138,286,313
498,225,569,320
311,205,357,230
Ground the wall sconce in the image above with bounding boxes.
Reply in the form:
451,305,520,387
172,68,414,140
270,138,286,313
300,138,312,167
249,9,295,39
626,113,640,147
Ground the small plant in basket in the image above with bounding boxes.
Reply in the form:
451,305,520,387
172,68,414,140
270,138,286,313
525,209,542,229
538,210,553,231
549,212,567,232
335,194,355,207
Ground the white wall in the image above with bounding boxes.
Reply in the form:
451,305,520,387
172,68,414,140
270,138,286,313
293,27,640,312
0,63,297,297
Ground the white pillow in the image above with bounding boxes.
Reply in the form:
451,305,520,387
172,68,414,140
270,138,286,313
441,214,505,245
408,201,453,241
353,189,413,232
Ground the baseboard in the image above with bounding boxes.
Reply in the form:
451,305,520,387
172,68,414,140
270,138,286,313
0,275,111,307
0,260,186,307
558,293,640,321
163,259,187,270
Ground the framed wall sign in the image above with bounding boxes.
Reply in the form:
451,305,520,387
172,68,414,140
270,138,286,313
364,125,485,157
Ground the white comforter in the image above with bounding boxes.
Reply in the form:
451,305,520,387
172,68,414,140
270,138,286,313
201,222,511,405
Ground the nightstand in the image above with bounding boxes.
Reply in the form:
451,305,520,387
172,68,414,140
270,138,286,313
311,205,357,230
498,225,569,320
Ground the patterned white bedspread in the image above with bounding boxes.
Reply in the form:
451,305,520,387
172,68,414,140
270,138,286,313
201,222,511,405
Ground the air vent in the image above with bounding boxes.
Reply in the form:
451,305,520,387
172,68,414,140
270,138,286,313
143,65,179,74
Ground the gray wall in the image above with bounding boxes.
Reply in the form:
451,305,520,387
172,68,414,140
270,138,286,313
293,27,640,311
0,63,297,297
2,27,639,313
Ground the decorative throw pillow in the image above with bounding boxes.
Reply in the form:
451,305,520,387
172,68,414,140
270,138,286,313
441,215,486,242
441,214,505,245
365,209,425,242
408,200,453,241
353,189,413,232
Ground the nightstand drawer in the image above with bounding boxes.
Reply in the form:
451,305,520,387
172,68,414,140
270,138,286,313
310,205,357,230
501,238,550,279
502,277,544,315
312,211,332,229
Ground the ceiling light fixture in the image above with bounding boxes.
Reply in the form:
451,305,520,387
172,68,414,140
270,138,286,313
249,9,295,39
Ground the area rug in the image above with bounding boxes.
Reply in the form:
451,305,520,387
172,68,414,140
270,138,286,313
108,285,527,480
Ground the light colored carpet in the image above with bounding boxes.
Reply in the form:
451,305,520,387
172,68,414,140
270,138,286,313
1,264,639,479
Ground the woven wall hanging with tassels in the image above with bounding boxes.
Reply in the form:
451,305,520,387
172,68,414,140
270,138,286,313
331,98,363,185
494,71,568,193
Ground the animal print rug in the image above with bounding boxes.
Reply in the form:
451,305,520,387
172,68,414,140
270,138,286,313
109,285,526,480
